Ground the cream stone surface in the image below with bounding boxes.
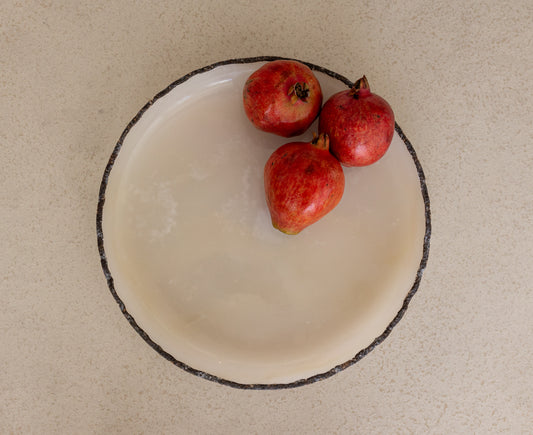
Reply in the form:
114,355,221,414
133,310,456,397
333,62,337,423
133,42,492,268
1,0,532,433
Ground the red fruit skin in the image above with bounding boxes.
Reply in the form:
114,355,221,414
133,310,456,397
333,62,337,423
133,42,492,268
319,82,395,167
243,60,323,138
264,137,345,234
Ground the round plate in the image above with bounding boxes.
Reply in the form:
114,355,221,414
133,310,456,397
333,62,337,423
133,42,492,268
97,57,430,389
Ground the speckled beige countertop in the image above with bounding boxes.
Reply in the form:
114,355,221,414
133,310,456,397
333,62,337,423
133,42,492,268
2,1,532,433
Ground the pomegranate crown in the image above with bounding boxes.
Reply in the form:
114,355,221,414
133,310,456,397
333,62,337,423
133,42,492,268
288,82,310,103
311,132,330,150
349,75,371,98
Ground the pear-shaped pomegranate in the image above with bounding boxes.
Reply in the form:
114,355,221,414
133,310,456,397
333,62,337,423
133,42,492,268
264,134,345,235
319,76,395,167
243,60,322,137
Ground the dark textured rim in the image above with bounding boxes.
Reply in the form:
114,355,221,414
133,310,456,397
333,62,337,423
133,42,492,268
96,56,431,390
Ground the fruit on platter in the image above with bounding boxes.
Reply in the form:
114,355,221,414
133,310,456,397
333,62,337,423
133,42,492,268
319,75,395,167
243,60,323,137
264,133,345,235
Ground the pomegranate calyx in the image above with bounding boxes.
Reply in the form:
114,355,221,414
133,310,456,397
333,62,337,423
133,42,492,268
288,82,310,103
349,75,371,99
311,132,330,151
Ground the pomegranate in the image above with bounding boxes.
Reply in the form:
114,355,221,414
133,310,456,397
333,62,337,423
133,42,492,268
243,60,322,137
319,76,395,166
264,134,344,235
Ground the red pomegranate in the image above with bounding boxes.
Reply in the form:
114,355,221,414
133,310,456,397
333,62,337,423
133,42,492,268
319,76,395,166
264,134,345,235
243,60,322,137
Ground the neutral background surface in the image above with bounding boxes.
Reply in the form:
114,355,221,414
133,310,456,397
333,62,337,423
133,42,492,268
2,0,532,433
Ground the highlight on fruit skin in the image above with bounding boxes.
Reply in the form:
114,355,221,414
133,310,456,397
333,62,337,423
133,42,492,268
243,60,323,138
264,133,345,235
318,75,395,167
